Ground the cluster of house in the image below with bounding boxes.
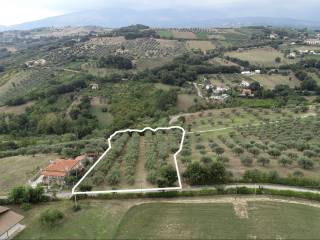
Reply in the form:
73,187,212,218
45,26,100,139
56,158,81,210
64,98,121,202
30,154,97,187
304,39,320,46
200,78,230,102
24,59,46,68
287,49,320,59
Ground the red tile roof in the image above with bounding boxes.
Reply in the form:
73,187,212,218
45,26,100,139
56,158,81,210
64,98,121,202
42,158,81,177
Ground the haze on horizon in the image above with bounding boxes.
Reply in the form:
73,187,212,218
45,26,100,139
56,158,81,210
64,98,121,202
1,0,320,26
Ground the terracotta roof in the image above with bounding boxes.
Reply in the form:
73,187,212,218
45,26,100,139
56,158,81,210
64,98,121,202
0,207,24,235
41,159,80,177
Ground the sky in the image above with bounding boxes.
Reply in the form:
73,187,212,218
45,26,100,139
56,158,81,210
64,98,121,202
1,0,319,26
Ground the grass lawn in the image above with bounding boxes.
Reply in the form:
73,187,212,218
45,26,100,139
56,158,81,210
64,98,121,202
177,94,201,111
115,202,320,239
89,97,113,128
16,200,131,240
0,154,59,195
226,47,297,67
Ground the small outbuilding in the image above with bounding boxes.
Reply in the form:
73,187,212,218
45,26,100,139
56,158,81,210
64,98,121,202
0,206,25,240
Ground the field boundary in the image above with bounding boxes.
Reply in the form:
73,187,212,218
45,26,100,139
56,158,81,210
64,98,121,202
72,126,186,195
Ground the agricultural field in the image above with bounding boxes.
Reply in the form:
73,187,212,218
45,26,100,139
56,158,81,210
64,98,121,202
76,129,183,192
13,198,320,239
157,30,174,39
186,40,216,52
181,107,320,180
0,154,60,195
172,31,197,39
225,47,298,67
201,72,300,90
89,97,113,129
177,93,202,111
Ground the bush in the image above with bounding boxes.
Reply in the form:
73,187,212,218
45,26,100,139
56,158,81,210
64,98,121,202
200,156,212,164
257,156,270,167
240,154,253,166
268,148,281,158
298,157,314,169
20,203,32,211
233,147,244,155
278,155,293,167
9,186,45,204
72,204,81,212
40,209,64,227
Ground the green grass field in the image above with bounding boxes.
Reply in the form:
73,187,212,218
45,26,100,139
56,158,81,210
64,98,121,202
115,202,320,239
157,30,174,39
226,47,297,67
14,199,320,239
0,154,59,194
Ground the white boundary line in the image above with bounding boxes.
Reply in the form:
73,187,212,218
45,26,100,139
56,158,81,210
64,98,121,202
72,126,186,195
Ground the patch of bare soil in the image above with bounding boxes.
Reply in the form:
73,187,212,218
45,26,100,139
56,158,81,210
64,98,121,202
233,199,249,219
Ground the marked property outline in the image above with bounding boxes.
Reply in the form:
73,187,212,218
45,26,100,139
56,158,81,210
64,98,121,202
72,126,186,195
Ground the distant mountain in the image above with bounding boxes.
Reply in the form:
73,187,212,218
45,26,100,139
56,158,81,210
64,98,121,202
0,25,8,31
5,8,320,30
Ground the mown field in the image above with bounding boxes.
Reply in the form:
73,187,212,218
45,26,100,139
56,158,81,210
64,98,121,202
77,129,183,191
225,47,298,67
12,198,320,239
115,201,320,239
0,154,60,195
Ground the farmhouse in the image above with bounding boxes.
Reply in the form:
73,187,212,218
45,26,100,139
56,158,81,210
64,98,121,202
41,156,85,185
90,83,99,90
240,81,250,88
0,206,25,240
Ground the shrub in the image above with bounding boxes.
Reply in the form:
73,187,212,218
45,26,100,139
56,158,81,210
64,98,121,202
278,155,293,167
72,204,81,212
248,147,260,156
240,154,253,166
303,150,316,158
268,148,281,158
298,157,314,170
233,147,244,155
20,203,32,211
195,144,205,150
257,156,270,167
200,156,212,164
40,209,64,227
214,147,225,156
